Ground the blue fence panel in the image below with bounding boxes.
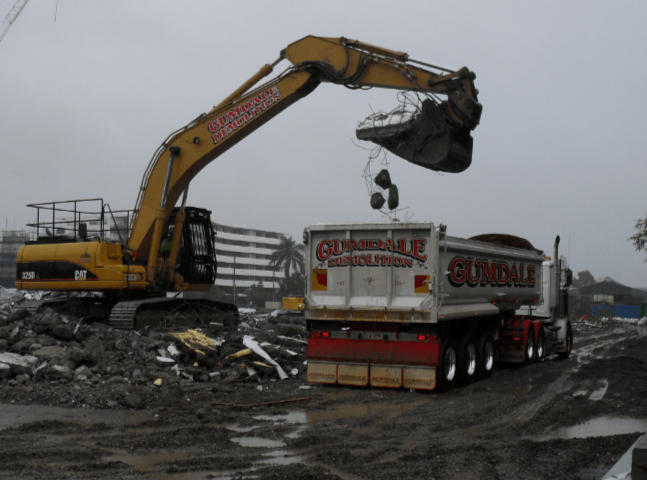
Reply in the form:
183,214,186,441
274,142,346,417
591,304,640,319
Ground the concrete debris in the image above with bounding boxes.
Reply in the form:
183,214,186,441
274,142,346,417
155,356,175,367
0,352,38,375
0,297,308,405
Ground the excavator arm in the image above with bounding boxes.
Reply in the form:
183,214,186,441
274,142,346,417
126,36,483,284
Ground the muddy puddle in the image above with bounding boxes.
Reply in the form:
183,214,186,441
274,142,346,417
253,399,428,427
0,403,153,430
103,451,190,472
230,436,286,448
545,416,647,440
103,445,308,480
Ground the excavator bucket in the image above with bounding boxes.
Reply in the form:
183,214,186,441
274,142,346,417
356,99,473,174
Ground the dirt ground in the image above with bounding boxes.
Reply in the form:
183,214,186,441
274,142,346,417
1,320,646,480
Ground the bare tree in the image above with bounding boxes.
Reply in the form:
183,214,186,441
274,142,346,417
629,212,647,261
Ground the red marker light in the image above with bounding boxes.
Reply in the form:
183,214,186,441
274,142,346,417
474,311,478,315
322,331,330,337
417,335,427,341
514,337,521,341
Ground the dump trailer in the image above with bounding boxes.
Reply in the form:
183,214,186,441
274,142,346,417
304,222,573,391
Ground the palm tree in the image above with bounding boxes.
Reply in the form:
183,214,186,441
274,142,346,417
269,236,305,279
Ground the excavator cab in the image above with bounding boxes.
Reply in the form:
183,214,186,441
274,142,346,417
169,207,217,286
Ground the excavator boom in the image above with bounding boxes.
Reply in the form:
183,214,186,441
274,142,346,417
128,36,482,271
16,36,482,328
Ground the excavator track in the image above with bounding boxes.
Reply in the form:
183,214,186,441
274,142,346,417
108,297,239,330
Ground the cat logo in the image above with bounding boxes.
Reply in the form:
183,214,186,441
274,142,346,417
75,270,88,281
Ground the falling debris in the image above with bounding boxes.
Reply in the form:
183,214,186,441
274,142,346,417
373,169,392,190
387,184,399,210
370,192,386,210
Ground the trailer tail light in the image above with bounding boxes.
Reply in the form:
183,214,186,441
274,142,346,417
417,335,427,341
514,337,521,341
321,331,330,337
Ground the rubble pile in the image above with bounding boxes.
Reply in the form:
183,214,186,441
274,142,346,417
0,304,308,406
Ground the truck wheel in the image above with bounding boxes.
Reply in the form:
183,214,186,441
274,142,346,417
476,332,495,379
535,326,545,363
523,329,535,365
437,337,458,391
557,322,573,359
458,335,478,385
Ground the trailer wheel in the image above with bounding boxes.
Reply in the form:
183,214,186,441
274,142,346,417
437,337,458,391
535,326,545,363
557,322,573,359
457,335,478,385
476,332,495,379
523,329,535,365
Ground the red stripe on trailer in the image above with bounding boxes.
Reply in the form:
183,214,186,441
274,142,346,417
308,337,440,366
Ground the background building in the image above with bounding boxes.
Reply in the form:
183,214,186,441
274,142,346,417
0,230,30,288
569,277,647,319
212,221,284,304
54,213,129,243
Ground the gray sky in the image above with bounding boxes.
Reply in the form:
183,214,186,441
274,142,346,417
1,1,646,287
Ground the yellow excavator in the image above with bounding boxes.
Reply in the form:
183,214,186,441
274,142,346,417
15,36,482,329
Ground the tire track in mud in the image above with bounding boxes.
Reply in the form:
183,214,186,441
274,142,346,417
508,327,647,423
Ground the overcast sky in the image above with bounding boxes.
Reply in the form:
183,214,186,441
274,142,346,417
1,1,646,287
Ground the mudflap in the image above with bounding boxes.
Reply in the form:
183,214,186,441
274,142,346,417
403,366,436,390
307,333,439,390
499,316,532,363
338,363,369,387
307,360,337,384
499,347,525,363
370,365,403,389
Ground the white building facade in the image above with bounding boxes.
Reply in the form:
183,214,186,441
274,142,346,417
212,222,285,301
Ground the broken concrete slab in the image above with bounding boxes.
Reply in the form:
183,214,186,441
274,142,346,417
32,345,66,358
82,337,105,367
47,365,72,380
155,356,175,367
0,352,39,375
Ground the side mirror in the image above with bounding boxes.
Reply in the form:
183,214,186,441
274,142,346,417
564,268,573,288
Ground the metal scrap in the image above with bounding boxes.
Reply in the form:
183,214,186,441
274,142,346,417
243,335,288,380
